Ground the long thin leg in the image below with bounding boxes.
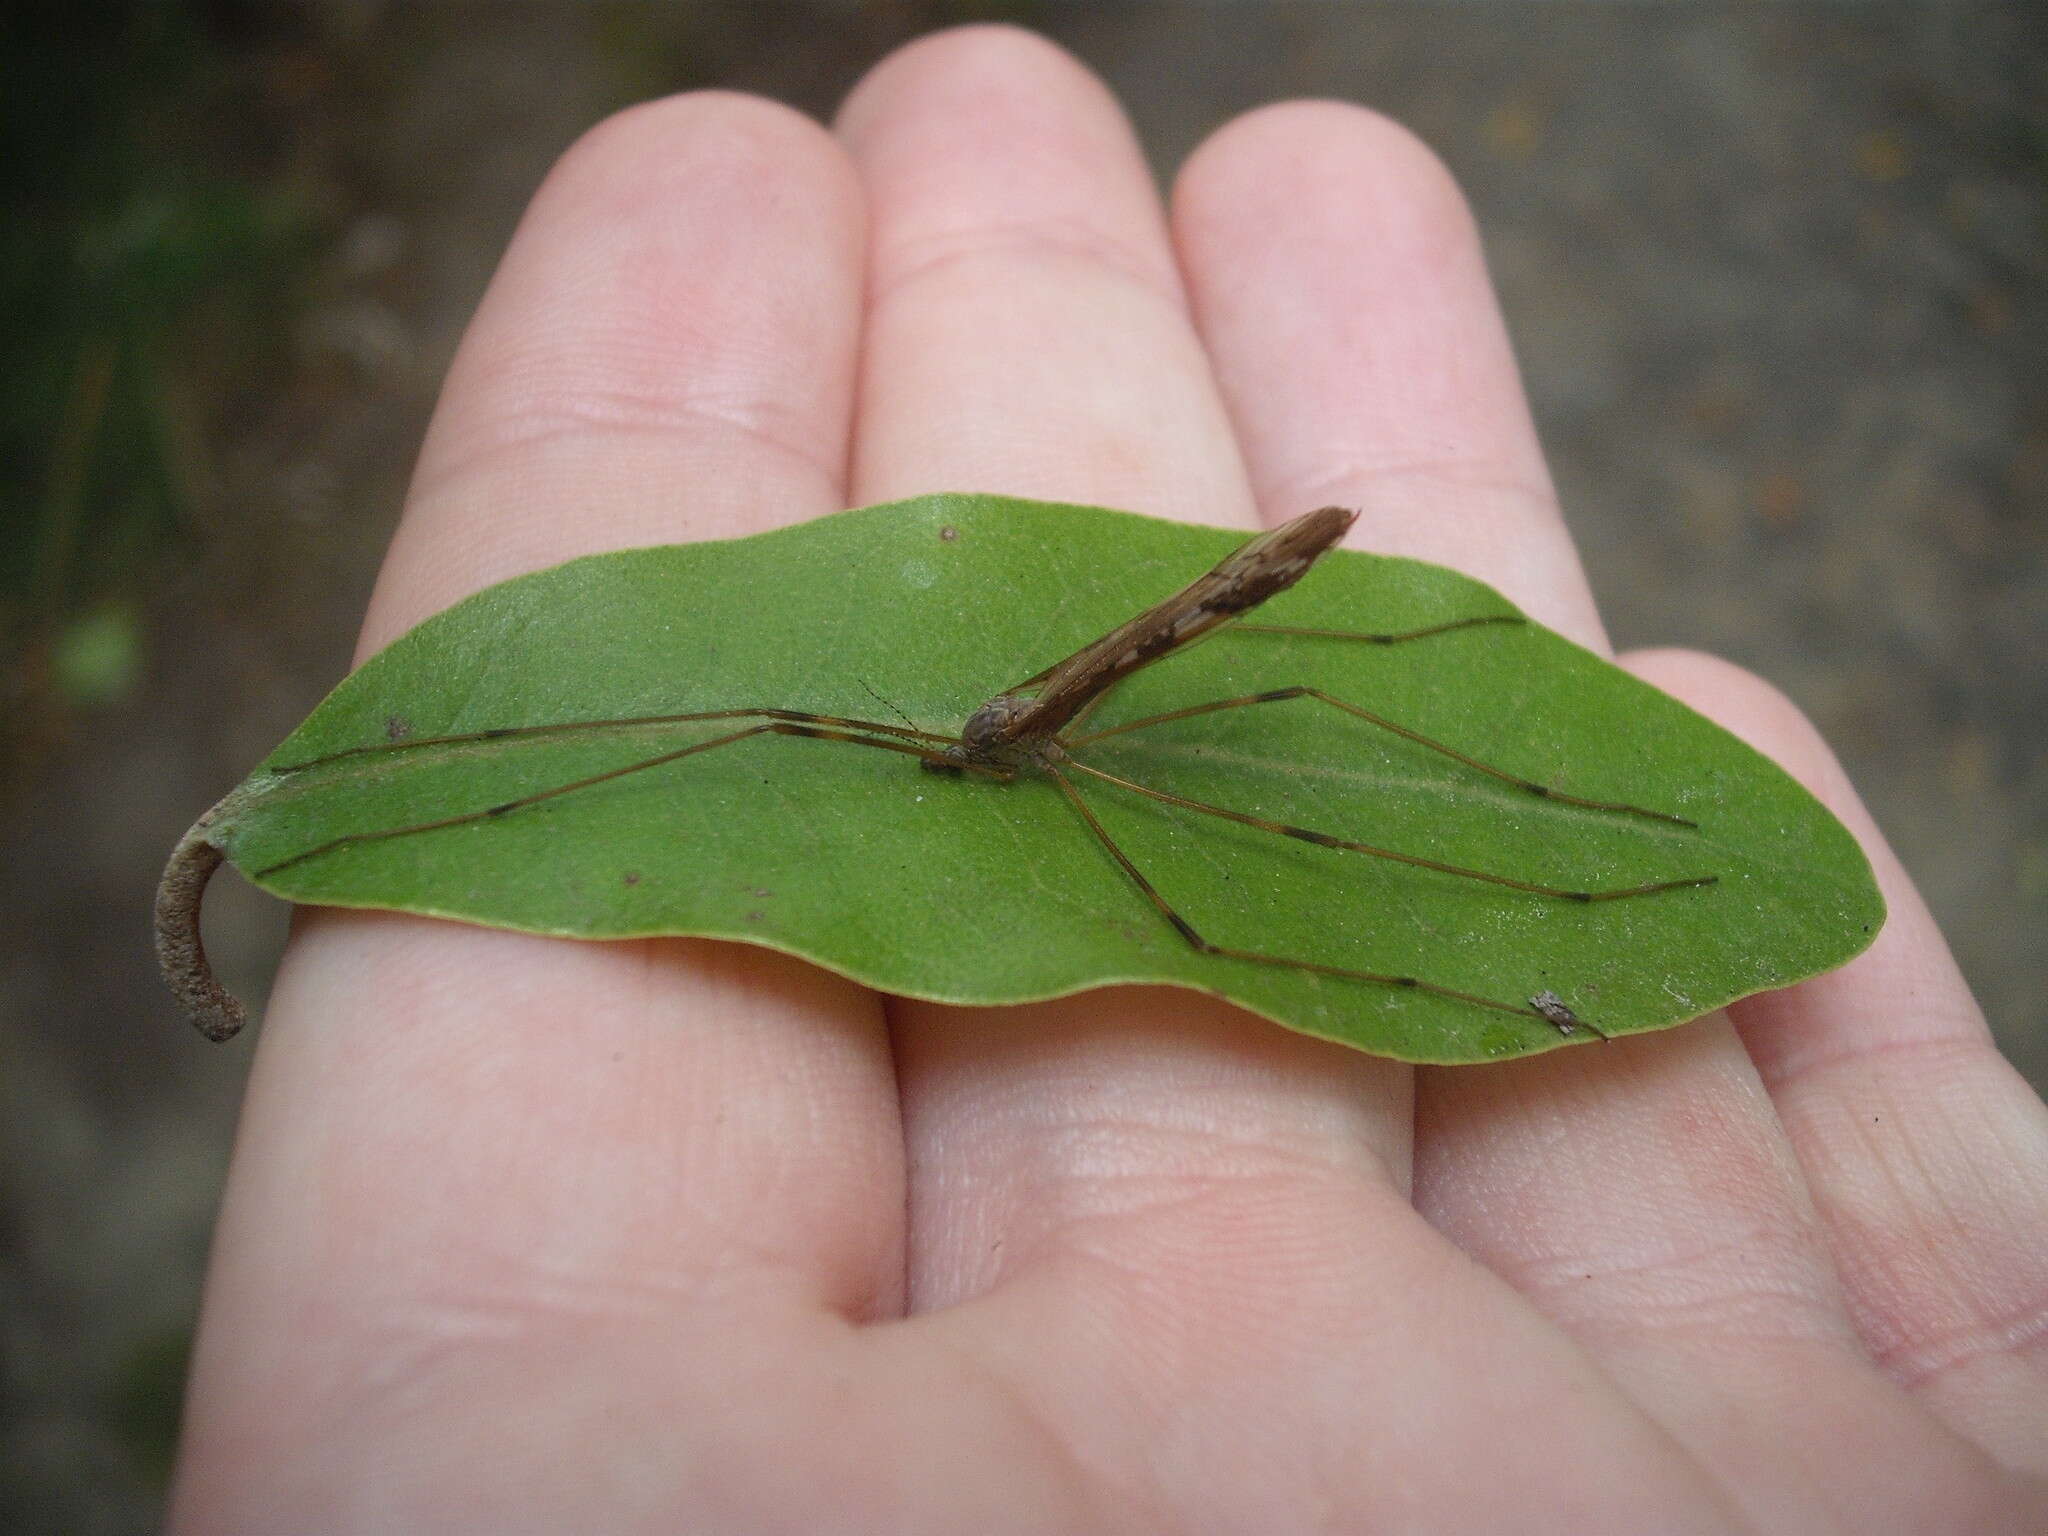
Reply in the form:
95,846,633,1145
269,707,957,775
1043,764,1595,1037
255,720,991,878
1069,685,1696,827
1231,616,1522,644
1061,758,1715,901
1044,614,1525,744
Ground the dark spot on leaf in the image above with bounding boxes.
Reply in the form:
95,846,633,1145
938,525,959,542
745,910,765,923
385,715,413,741
622,871,641,886
751,887,773,900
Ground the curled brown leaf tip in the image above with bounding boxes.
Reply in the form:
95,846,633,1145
155,802,248,1042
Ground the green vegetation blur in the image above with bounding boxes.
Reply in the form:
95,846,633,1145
2,1,311,787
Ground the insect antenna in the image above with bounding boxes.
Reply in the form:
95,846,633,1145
858,679,926,739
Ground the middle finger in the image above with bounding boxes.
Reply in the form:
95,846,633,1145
837,28,1414,1317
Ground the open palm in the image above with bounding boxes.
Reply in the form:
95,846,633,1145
171,28,2048,1534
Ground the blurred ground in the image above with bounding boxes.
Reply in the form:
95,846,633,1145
3,3,2041,1529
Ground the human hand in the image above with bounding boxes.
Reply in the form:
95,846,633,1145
169,28,2048,1534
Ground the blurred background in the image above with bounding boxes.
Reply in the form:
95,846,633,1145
3,1,2040,1528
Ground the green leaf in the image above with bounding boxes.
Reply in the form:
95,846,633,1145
164,494,1884,1063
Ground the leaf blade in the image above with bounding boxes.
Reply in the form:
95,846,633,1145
196,494,1884,1063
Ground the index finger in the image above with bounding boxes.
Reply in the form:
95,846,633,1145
173,94,906,1519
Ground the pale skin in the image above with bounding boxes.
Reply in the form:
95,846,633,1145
170,27,2048,1535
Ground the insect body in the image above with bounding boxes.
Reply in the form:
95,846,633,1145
950,507,1363,767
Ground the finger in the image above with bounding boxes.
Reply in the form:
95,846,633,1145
1629,647,2048,1481
1408,648,2035,1524
1175,101,1604,647
1180,103,2029,1523
838,47,1744,1523
175,94,896,1520
362,96,860,650
842,30,1244,520
834,26,1414,1316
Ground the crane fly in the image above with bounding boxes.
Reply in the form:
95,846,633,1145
226,506,1714,1042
